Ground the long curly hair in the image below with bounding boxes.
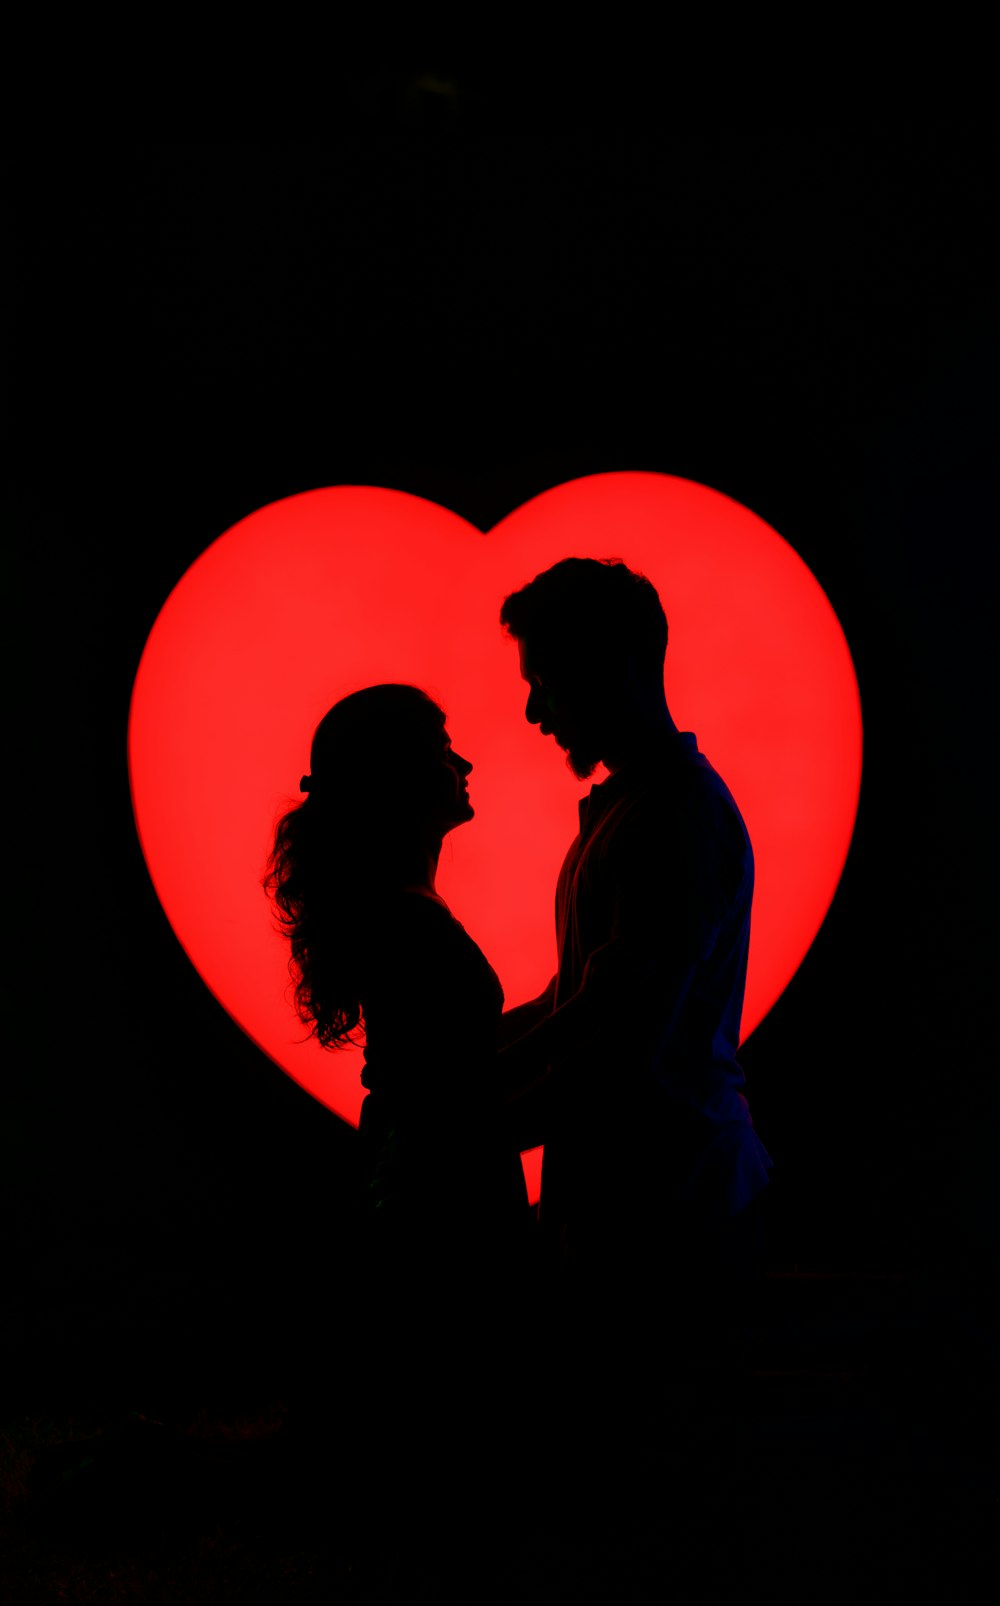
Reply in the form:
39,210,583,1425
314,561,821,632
263,683,448,1049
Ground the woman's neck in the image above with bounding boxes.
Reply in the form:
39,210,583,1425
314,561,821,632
403,837,442,896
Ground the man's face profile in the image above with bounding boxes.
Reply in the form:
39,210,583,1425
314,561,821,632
517,637,608,780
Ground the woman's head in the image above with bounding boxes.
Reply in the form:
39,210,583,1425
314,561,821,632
263,684,474,1048
301,683,473,839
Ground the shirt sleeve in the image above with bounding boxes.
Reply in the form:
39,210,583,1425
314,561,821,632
612,776,747,958
498,772,753,1119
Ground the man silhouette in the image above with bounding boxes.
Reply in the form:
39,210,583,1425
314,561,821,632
496,557,773,1432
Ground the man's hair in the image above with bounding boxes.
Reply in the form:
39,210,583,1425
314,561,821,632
499,557,668,675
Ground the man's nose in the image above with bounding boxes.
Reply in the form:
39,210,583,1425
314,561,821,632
525,686,545,725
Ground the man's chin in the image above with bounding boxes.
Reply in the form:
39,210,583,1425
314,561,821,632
566,746,601,781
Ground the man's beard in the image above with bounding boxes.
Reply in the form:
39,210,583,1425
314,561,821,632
565,739,602,780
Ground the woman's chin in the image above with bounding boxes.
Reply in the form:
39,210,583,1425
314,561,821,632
442,804,475,834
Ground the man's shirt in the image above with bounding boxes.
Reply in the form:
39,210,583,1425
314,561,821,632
543,729,772,1225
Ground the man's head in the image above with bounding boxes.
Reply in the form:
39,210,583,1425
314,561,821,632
499,558,669,778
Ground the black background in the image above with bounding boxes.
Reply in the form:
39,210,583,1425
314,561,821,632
6,107,997,1404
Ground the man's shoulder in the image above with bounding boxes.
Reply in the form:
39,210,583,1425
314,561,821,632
624,735,725,806
623,742,752,857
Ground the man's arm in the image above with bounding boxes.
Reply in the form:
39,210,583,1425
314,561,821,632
496,778,747,1147
497,974,558,1049
495,938,700,1150
498,939,697,1087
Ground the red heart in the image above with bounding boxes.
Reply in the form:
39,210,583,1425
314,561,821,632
128,473,862,1202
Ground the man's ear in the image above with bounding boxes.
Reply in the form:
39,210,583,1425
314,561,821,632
623,650,662,698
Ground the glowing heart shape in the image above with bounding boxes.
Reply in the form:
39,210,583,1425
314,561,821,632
128,473,862,1201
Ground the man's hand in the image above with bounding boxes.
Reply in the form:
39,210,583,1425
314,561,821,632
497,975,558,1049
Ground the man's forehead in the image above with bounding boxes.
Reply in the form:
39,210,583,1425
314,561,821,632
517,638,562,682
517,639,537,680
518,635,591,683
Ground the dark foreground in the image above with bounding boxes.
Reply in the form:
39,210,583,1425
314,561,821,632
2,1265,996,1605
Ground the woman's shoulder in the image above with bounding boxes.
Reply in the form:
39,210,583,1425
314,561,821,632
392,887,457,925
360,886,501,1018
361,887,460,956
397,886,451,908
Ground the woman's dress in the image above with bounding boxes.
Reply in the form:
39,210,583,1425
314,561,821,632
354,889,533,1328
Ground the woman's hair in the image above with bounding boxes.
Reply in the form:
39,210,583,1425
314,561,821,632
263,683,447,1049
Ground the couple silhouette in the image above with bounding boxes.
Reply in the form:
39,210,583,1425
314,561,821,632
264,555,774,1540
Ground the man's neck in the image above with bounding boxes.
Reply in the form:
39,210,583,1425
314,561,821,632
602,705,680,775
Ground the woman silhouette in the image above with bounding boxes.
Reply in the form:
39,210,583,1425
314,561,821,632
264,684,534,1507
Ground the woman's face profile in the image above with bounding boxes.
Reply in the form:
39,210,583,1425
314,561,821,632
312,690,475,840
424,727,475,835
